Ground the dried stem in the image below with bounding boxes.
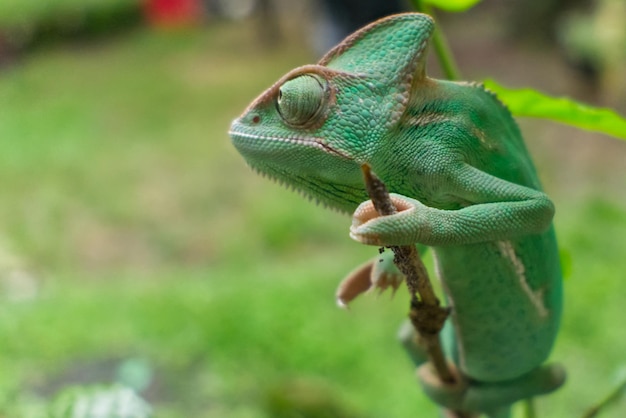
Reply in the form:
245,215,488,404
408,0,461,81
361,164,452,380
361,165,475,418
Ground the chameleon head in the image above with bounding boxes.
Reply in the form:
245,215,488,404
229,64,374,212
229,13,434,212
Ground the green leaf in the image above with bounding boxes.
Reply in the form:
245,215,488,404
484,79,626,140
421,0,483,12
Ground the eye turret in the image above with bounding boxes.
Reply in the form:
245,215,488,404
276,75,327,127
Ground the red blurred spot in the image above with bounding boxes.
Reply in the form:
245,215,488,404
144,0,203,27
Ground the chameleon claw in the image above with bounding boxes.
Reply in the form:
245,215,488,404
374,271,403,297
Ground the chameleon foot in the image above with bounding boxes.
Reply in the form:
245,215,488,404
336,251,404,308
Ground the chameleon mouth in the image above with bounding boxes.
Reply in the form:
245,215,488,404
228,130,350,160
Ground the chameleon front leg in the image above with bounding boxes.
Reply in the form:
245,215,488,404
350,164,554,247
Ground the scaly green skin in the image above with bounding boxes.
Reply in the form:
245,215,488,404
230,13,564,417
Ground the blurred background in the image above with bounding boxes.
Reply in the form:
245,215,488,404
0,0,625,417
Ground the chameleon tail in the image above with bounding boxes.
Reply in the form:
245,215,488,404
398,321,564,416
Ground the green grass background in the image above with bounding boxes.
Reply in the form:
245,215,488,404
0,20,625,418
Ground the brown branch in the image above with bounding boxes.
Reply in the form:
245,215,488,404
581,375,626,418
361,164,476,418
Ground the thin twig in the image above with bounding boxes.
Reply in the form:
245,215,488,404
362,164,452,379
361,164,475,418
581,375,626,418
361,165,476,418
408,0,462,81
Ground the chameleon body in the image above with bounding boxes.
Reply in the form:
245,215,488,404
230,13,564,417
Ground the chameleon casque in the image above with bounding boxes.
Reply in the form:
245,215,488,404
229,13,565,417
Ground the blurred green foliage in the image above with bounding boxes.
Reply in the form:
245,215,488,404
414,0,482,12
0,0,139,26
0,13,625,418
0,0,141,47
50,385,152,418
413,0,626,140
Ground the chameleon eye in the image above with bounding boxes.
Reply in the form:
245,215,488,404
276,75,327,127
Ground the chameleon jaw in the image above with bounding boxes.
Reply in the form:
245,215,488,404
229,129,351,160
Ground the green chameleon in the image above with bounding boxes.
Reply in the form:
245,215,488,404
229,13,565,418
